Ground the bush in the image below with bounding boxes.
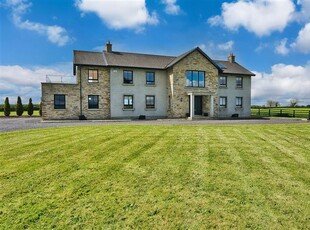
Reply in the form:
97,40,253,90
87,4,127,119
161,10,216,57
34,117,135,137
16,96,24,116
28,98,34,116
4,97,10,116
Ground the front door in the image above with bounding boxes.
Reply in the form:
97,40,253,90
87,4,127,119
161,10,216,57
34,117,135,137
194,96,203,115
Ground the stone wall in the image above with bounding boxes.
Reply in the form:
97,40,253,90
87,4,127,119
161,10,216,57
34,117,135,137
41,83,80,120
78,66,110,119
168,50,219,118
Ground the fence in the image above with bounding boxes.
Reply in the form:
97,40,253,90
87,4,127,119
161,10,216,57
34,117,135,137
251,108,310,119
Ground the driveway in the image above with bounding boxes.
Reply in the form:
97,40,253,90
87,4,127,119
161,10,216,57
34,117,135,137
0,117,308,132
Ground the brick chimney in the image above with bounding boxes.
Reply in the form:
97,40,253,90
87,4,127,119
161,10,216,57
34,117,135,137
106,41,112,52
228,53,235,63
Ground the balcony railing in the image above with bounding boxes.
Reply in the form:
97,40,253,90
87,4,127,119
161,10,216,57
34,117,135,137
46,75,76,84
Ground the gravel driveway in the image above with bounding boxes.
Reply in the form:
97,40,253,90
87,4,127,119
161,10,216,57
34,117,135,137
0,117,308,132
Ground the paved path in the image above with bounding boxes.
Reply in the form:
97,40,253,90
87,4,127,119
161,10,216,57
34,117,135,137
0,117,308,132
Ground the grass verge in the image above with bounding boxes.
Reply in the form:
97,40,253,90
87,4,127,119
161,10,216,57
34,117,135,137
0,124,309,228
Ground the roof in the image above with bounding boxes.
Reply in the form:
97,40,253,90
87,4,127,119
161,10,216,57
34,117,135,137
73,48,254,76
214,60,255,76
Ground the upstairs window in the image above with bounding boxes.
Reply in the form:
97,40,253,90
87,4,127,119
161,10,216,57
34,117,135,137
186,71,205,87
236,77,243,88
236,97,243,107
146,95,155,109
123,70,133,84
219,76,227,87
146,72,155,85
123,95,133,109
54,94,65,109
219,96,227,108
88,69,98,82
88,95,99,109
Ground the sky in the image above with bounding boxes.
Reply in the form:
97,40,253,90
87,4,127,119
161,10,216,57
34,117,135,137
0,0,310,105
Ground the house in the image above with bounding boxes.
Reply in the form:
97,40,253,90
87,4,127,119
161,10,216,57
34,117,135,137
41,42,255,120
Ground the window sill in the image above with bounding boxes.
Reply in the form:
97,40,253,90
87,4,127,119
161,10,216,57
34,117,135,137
235,87,243,89
219,85,227,88
145,108,156,111
122,83,134,86
145,84,156,87
54,108,66,110
88,81,99,83
123,108,135,111
88,108,100,110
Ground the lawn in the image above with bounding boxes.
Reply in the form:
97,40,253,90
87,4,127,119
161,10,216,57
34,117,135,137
0,124,309,229
0,110,40,117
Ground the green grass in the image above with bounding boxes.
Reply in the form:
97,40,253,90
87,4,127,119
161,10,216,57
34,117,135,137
252,107,310,118
1,124,310,229
0,110,40,117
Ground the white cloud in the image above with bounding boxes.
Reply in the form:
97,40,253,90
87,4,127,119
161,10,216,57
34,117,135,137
275,38,290,55
0,64,73,103
294,0,310,21
218,41,234,51
252,62,310,105
291,23,310,53
75,0,158,30
4,0,70,46
162,0,181,15
199,40,234,60
208,0,295,36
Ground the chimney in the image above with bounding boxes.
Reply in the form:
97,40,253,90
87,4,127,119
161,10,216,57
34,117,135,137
105,41,112,52
228,53,235,63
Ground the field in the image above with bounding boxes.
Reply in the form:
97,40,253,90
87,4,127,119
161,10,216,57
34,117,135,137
1,124,309,229
251,107,310,119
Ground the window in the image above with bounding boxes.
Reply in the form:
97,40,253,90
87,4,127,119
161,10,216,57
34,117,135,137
146,95,155,109
146,72,155,85
236,77,243,88
88,95,99,109
236,97,243,107
123,95,133,109
219,76,227,87
219,96,227,108
123,70,133,84
88,69,98,82
186,71,205,87
54,94,66,109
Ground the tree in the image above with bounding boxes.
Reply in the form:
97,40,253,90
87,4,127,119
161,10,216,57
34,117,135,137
289,98,299,107
27,98,34,116
4,97,10,116
16,96,24,116
266,100,280,107
39,102,42,116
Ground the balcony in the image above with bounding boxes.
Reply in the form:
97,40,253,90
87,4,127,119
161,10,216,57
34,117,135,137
45,75,76,84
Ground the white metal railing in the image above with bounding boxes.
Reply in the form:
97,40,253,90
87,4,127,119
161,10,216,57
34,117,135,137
46,75,76,84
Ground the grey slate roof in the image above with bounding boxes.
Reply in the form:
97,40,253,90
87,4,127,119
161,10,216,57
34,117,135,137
73,48,255,76
214,60,255,76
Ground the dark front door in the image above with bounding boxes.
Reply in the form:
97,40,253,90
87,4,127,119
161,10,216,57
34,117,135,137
194,96,203,115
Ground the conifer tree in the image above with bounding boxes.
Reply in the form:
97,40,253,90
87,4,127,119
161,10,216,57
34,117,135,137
28,98,34,116
16,96,24,116
4,97,10,117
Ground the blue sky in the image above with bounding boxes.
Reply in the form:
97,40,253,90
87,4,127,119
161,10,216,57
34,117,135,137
1,0,310,105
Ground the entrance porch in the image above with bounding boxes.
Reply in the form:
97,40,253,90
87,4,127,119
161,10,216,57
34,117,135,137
187,92,215,120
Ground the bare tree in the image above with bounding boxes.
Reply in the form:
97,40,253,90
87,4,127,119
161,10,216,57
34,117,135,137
266,100,280,107
289,98,299,107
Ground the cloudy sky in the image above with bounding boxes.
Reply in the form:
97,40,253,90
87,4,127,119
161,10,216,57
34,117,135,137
1,0,310,105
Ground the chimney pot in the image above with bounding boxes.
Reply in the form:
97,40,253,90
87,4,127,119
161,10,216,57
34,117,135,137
106,41,112,52
228,53,235,63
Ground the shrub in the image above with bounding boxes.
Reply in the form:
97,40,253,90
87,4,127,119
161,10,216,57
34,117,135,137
4,97,10,116
16,96,24,116
27,98,34,116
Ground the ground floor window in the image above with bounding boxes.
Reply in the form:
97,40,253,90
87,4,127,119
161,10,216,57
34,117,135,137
236,97,243,107
146,95,155,109
123,95,133,109
54,94,65,109
88,95,99,109
219,96,227,108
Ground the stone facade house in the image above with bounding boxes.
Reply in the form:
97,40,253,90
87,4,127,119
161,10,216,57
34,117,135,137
41,42,255,120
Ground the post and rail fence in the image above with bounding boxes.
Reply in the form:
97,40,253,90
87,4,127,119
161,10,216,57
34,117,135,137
251,108,310,120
